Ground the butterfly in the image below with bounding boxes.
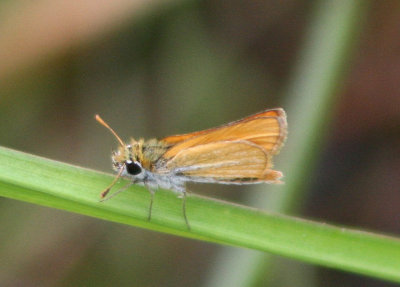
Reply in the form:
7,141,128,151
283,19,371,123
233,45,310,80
96,108,287,229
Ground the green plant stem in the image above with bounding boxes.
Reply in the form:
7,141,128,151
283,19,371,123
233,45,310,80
0,146,399,282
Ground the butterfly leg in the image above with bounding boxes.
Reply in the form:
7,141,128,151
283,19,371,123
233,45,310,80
99,182,132,202
178,191,190,230
145,184,155,221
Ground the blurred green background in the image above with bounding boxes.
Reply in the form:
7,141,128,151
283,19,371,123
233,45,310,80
0,0,399,286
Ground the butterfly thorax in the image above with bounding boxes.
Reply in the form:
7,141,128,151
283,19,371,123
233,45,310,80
111,138,170,171
111,138,186,193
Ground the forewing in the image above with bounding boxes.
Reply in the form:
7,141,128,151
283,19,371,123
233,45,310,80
161,108,286,147
162,108,287,159
161,141,282,183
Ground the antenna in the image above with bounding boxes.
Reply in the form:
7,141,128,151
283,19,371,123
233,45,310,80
95,114,125,147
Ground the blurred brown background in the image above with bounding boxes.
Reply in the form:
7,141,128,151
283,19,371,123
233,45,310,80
0,1,399,286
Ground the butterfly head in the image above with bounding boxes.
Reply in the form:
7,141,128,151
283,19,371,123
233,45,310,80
111,139,144,177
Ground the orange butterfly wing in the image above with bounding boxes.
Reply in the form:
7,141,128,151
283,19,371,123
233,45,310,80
157,108,287,183
161,108,287,159
162,140,282,183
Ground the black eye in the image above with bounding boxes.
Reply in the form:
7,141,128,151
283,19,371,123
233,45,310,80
126,160,142,175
